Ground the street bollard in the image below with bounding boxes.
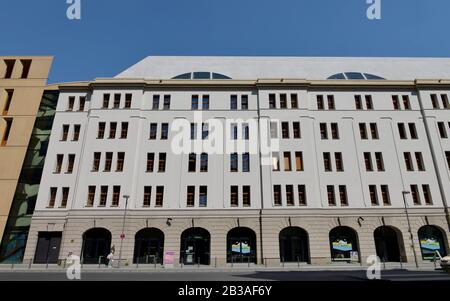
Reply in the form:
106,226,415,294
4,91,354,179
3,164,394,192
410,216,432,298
297,256,300,268
400,257,403,269
282,257,285,268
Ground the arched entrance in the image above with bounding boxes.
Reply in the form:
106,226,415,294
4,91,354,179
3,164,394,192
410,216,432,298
374,226,405,262
227,227,257,264
81,228,111,264
180,227,210,265
279,227,310,263
418,225,448,260
133,228,164,264
329,226,360,262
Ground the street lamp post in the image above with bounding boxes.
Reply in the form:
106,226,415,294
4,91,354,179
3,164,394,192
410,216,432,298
118,195,130,268
402,191,419,269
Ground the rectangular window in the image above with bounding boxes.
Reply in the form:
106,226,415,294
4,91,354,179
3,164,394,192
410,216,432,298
438,122,447,138
67,154,75,173
113,94,121,108
202,95,210,110
269,94,276,109
295,152,304,171
327,185,336,206
286,185,294,206
242,153,250,172
1,118,12,146
242,123,249,140
61,187,69,208
187,186,195,207
284,152,292,171
364,152,373,171
97,122,105,139
202,123,209,140
335,152,344,172
355,95,363,110
109,122,117,139
73,125,81,141
155,186,164,207
68,97,75,111
446,151,450,170
331,123,339,139
398,123,407,139
158,153,166,172
381,185,391,205
320,123,328,140
79,96,86,111
191,95,199,110
149,123,157,140
370,123,379,139
116,152,125,172
190,123,197,140
241,95,249,110
392,95,400,110
230,95,238,110
339,185,348,206
270,122,278,139
274,185,282,206
415,152,425,171
409,123,418,139
20,59,32,79
404,152,414,171
200,153,208,172
87,186,96,207
188,153,196,172
231,186,238,207
323,152,332,171
120,122,128,139
442,94,449,109
112,186,120,207
272,152,280,171
327,95,335,110
243,186,251,207
143,186,152,207
293,122,301,139
99,186,108,206
281,122,289,139
152,95,160,110
402,95,411,110
231,123,238,140
125,93,132,108
102,94,110,109
359,123,368,140
93,152,101,172
317,95,324,110
146,153,154,172
161,123,169,140
4,59,15,79
199,186,207,207
163,95,170,110
280,94,287,108
55,154,63,174
61,124,69,141
375,152,385,171
230,153,238,172
411,185,420,205
365,95,373,110
431,94,440,109
369,185,378,205
291,94,298,109
104,152,113,172
423,185,433,205
49,187,57,208
298,185,307,206
3,89,13,114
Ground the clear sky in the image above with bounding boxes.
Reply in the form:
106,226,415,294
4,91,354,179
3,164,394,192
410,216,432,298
1,0,449,83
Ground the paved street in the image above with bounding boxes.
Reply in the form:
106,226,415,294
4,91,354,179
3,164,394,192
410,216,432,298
0,269,449,281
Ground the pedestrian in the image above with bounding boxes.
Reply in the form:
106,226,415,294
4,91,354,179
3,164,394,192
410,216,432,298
107,251,114,268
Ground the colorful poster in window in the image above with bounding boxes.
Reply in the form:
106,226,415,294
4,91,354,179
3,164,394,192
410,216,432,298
420,238,441,251
241,242,250,254
231,242,251,254
332,239,353,251
163,251,175,266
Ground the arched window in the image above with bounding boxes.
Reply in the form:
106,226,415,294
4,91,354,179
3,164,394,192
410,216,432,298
329,226,360,262
81,228,111,264
172,72,231,80
418,225,448,260
180,227,210,265
374,226,406,262
133,228,164,264
227,227,257,264
279,227,310,263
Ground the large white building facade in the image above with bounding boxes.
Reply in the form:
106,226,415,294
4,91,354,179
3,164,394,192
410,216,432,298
23,57,450,267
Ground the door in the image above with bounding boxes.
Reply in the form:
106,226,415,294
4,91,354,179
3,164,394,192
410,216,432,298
34,232,62,264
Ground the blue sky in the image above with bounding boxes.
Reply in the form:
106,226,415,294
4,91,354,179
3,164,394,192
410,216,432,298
0,0,449,83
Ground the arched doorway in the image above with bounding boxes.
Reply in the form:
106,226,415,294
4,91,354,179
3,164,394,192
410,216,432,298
279,227,310,263
180,227,210,265
133,228,164,264
227,227,257,264
374,226,405,262
418,225,448,260
81,228,111,264
329,226,360,262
